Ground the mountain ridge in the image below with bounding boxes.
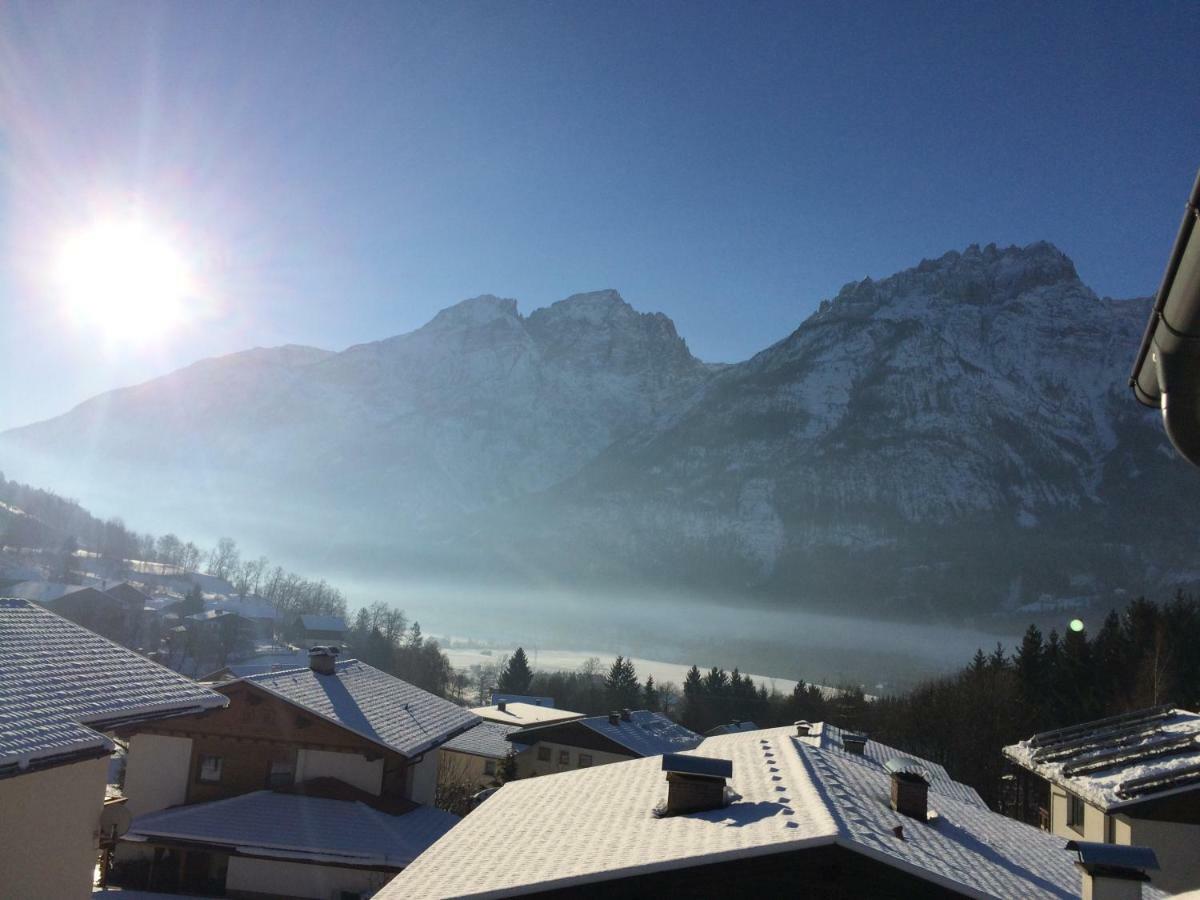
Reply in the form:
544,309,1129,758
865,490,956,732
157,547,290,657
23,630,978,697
1,242,1188,618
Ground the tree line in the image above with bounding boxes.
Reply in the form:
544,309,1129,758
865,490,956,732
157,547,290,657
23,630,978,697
473,593,1200,809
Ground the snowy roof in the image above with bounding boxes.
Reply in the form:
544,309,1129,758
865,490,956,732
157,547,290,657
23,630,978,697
490,692,555,708
298,614,346,632
245,659,478,758
1003,707,1200,810
472,702,582,727
800,721,985,807
376,725,1108,899
125,789,458,868
705,720,760,736
441,721,523,759
0,598,226,772
223,650,312,678
205,599,279,620
513,710,703,758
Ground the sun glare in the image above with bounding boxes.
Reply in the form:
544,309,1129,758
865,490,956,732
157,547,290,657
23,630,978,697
54,218,195,342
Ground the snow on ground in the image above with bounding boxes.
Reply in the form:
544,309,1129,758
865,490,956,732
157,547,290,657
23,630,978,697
442,645,847,699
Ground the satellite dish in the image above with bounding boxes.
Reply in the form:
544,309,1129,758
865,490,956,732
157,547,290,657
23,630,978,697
99,803,132,838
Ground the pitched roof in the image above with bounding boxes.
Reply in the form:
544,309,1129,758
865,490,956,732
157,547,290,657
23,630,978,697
441,721,523,759
104,582,153,607
543,710,703,757
298,614,346,632
705,720,759,736
801,721,985,807
472,702,582,727
124,789,458,868
0,598,226,773
376,724,1129,900
1003,707,1200,810
245,659,478,758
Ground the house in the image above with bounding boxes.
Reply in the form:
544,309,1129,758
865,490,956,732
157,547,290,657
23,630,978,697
508,709,703,777
1003,705,1200,893
377,721,1170,899
205,597,280,640
184,608,256,660
43,585,144,646
0,597,226,900
110,647,479,898
104,580,154,611
119,782,458,898
472,699,583,728
296,613,347,643
439,721,526,792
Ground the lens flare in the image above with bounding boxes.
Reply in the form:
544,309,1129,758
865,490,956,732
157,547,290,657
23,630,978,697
54,217,195,342
1069,618,1084,633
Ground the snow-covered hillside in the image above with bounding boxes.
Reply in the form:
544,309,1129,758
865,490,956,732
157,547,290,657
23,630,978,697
0,245,1190,615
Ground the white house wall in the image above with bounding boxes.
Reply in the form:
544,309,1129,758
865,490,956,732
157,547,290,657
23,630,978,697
226,855,393,899
407,751,439,805
122,733,193,816
0,756,109,900
295,748,383,795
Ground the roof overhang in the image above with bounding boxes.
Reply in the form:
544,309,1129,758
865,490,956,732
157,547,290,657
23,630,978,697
1131,167,1200,465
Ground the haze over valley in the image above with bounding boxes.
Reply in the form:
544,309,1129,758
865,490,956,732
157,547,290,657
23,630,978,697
2,241,1192,685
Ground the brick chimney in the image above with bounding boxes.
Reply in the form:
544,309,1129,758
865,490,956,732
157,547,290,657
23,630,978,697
662,754,732,815
497,700,507,713
620,708,632,722
1066,841,1159,900
795,720,811,737
884,758,929,821
308,645,339,676
608,711,620,726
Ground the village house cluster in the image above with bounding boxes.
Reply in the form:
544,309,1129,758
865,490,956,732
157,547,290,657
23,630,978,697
1,595,1197,899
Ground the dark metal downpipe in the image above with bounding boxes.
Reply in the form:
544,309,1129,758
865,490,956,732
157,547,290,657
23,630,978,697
1130,168,1200,466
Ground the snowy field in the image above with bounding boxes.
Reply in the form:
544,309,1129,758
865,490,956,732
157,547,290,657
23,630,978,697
348,576,1017,692
442,646,812,697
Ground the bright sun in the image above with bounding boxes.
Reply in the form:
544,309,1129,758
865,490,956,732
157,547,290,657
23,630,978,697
54,218,195,342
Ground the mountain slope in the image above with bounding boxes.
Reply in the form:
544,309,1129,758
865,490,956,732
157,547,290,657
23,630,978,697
0,245,1189,616
499,243,1181,613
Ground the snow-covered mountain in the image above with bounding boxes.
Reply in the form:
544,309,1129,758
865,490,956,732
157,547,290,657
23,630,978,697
1,245,1191,616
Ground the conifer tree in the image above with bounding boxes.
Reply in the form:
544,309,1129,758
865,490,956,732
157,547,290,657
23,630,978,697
497,647,535,695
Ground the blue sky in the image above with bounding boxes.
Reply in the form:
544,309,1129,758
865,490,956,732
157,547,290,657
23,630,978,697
0,0,1196,430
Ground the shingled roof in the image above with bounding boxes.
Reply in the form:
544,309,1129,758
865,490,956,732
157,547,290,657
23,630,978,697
377,724,1155,899
0,598,226,774
125,789,459,868
244,659,478,758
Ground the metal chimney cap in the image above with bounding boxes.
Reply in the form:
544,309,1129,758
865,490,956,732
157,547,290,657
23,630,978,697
1066,840,1159,875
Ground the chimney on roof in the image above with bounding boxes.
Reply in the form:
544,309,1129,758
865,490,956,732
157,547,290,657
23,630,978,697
885,758,930,821
308,645,339,675
662,754,732,815
497,700,507,712
621,708,632,722
843,732,868,755
795,720,811,737
608,711,620,726
1067,841,1159,900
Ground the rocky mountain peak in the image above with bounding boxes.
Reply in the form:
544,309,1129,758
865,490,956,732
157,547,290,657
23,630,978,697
819,241,1084,321
425,294,521,331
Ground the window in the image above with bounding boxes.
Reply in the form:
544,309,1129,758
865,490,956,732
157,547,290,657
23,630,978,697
537,746,551,762
578,754,593,768
558,750,570,765
1067,792,1085,830
484,759,497,776
197,755,223,784
267,760,294,788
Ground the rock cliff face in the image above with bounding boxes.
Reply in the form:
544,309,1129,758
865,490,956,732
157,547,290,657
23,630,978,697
2,245,1189,616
